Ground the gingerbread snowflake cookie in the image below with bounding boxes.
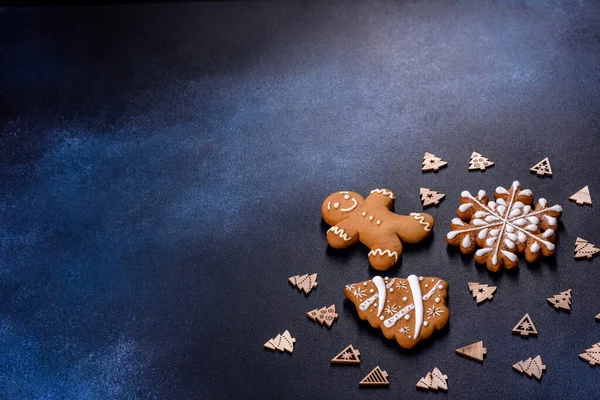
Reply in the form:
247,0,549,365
345,275,449,349
446,181,562,272
322,189,434,271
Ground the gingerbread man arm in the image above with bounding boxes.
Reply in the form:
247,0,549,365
326,218,360,249
391,212,434,243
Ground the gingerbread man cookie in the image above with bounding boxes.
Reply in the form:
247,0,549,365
345,275,449,349
322,189,434,270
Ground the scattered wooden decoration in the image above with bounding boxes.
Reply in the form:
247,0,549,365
574,237,600,259
569,185,592,206
468,151,494,171
331,344,361,365
513,355,546,380
579,343,600,366
468,282,497,304
512,313,538,337
530,157,552,177
264,330,296,353
307,304,338,328
422,152,448,172
456,341,487,362
288,273,318,294
359,366,389,387
595,313,600,321
547,289,572,312
420,188,445,207
416,367,448,391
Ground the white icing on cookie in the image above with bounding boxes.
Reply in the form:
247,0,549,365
368,249,399,262
410,213,431,232
370,188,395,199
373,276,386,317
408,275,423,339
327,226,352,241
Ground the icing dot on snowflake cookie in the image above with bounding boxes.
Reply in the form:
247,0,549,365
423,321,429,326
404,314,411,320
403,297,408,301
419,277,424,281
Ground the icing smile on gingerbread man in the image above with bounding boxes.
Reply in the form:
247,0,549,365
322,189,435,270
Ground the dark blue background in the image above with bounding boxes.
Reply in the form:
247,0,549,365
1,1,600,399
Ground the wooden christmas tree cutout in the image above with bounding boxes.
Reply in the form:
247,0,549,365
579,343,600,366
574,237,600,259
456,341,487,362
512,313,538,336
307,304,338,328
359,366,389,387
530,157,552,177
569,185,592,206
288,273,318,294
331,344,361,365
468,282,497,304
420,188,445,207
468,151,494,171
416,367,448,391
513,355,546,380
264,330,296,353
547,289,571,311
422,152,448,172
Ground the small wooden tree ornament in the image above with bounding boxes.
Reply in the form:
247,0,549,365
547,289,571,312
264,330,296,353
468,282,497,304
422,152,448,172
307,304,338,328
331,344,361,365
530,157,552,177
416,367,448,391
512,313,538,336
420,188,445,207
569,185,592,206
288,273,318,294
579,343,600,366
456,341,487,362
574,237,600,259
359,366,389,387
513,355,546,380
468,151,494,171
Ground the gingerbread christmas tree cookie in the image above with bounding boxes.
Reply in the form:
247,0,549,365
446,181,562,272
345,275,449,349
322,189,434,271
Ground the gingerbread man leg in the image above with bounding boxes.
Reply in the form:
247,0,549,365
365,234,403,271
326,219,359,249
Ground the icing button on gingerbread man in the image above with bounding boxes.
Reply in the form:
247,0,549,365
322,189,434,270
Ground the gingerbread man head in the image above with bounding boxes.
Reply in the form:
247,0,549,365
322,189,434,270
322,191,365,226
